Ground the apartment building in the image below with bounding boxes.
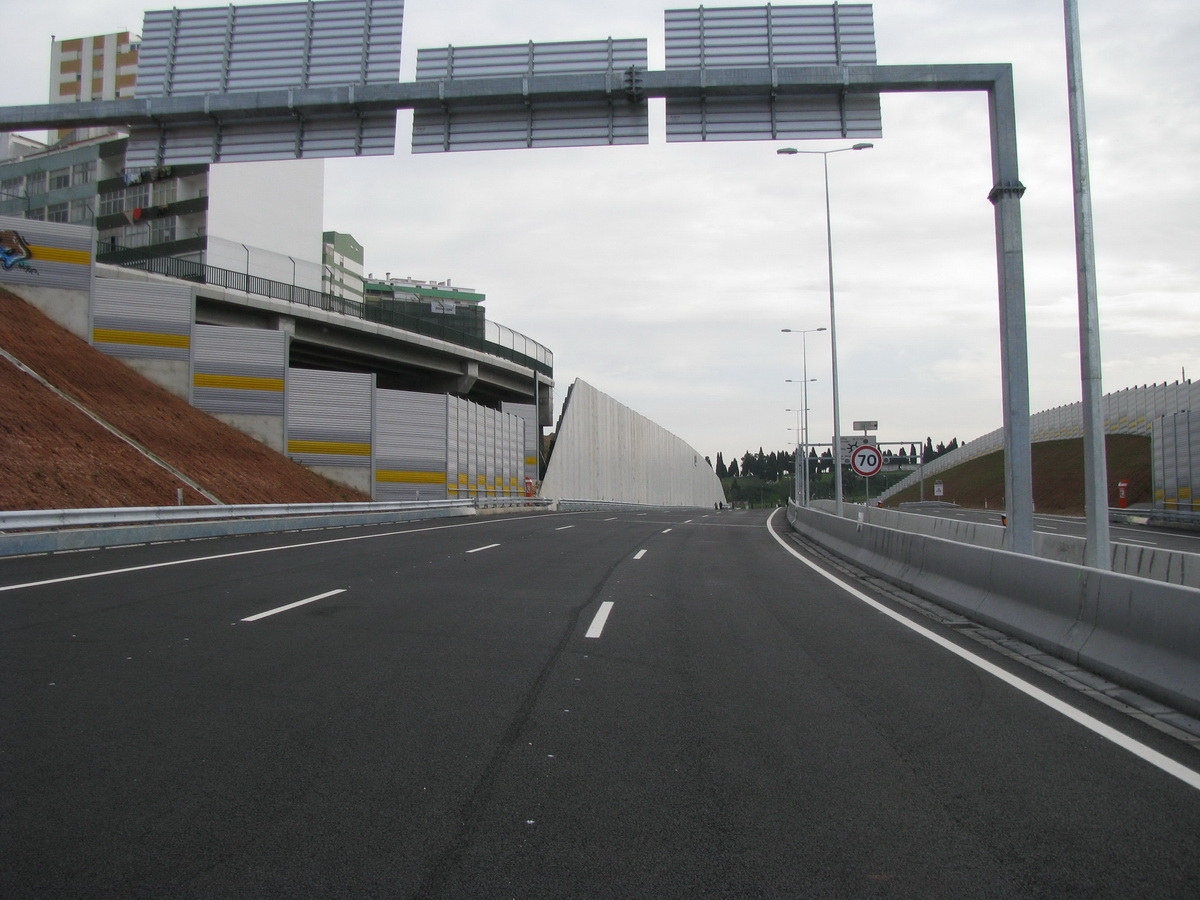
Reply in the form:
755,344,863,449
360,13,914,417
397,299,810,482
49,31,140,145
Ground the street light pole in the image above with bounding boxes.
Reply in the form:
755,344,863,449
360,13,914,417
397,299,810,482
786,409,801,503
783,325,826,506
778,143,873,516
1064,0,1111,569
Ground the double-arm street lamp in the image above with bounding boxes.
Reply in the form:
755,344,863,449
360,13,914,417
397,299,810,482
778,143,873,515
782,325,826,505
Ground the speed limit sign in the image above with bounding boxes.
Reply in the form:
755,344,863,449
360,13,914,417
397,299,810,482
849,444,883,477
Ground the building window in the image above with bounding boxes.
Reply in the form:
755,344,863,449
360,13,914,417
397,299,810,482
25,207,45,221
24,172,46,196
99,189,123,216
126,182,149,210
70,199,92,224
0,176,21,200
149,219,176,245
121,224,146,247
151,180,176,206
49,168,71,191
72,161,95,185
47,203,70,223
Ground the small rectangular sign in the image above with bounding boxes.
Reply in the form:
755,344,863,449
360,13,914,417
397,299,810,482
838,435,876,464
852,420,878,431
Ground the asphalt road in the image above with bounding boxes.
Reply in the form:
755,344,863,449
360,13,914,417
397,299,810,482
3,509,1199,898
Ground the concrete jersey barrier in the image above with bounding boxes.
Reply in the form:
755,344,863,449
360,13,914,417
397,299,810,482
787,503,1200,721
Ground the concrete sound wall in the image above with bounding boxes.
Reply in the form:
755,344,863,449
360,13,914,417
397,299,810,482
540,379,726,508
787,503,1200,720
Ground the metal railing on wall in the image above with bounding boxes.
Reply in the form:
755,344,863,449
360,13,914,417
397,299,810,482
96,243,554,376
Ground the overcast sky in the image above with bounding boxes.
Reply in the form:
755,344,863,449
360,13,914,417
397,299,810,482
7,0,1199,466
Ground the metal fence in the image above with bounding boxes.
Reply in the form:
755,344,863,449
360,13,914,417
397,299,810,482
96,245,553,376
0,498,552,533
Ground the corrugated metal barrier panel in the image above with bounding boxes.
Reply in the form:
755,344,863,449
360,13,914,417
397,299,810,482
0,216,93,293
128,0,403,166
412,39,649,152
192,325,286,416
93,278,193,361
375,389,449,501
541,378,726,507
664,4,882,142
503,402,539,488
1154,411,1198,511
287,367,374,467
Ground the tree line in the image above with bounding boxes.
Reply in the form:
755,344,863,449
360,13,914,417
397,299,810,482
713,437,960,481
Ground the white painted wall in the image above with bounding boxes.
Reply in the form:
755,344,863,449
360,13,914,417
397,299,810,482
206,159,325,291
541,379,727,508
207,237,324,293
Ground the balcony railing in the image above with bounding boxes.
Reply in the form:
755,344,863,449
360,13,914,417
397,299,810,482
95,244,553,375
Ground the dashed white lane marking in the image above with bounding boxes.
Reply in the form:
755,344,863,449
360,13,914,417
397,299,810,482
241,589,345,622
765,509,1200,793
634,549,647,560
585,601,615,639
556,526,575,531
467,543,500,554
662,528,672,534
0,518,508,594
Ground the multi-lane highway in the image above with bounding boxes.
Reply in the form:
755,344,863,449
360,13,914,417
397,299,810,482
3,509,1199,897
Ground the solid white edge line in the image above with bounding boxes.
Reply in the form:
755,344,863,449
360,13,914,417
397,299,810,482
765,509,1200,792
467,543,501,554
585,601,615,639
241,588,345,622
634,549,647,560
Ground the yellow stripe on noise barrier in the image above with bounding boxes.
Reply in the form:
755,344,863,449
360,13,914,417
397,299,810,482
193,373,285,391
376,470,447,484
29,244,92,266
287,439,371,456
93,328,190,348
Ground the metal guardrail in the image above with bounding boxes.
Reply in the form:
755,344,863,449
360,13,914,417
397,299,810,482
0,498,549,533
1111,507,1200,528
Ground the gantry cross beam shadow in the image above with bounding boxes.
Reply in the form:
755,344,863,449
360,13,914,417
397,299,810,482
0,62,1035,553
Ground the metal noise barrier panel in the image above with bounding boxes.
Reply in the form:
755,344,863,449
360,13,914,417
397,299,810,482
540,379,727,507
374,389,449,501
503,402,539,489
192,325,286,416
92,278,193,361
0,216,93,293
1154,411,1199,511
128,0,404,166
412,39,650,152
664,4,882,142
286,368,374,467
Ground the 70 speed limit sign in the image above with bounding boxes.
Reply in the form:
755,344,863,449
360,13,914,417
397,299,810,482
849,444,883,477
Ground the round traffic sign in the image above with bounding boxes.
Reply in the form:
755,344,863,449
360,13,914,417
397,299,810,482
850,444,883,477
